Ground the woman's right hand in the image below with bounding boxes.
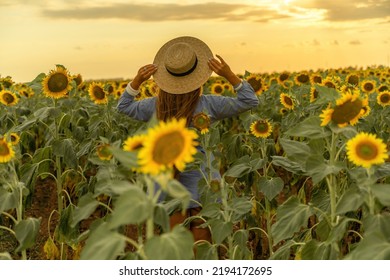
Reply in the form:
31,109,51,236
131,64,158,90
208,55,241,87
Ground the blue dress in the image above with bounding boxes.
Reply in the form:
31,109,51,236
117,81,258,208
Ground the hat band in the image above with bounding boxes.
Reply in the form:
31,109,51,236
166,57,198,77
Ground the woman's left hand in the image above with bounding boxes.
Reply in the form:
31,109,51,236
131,64,158,90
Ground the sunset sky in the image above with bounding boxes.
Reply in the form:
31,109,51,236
1,0,389,83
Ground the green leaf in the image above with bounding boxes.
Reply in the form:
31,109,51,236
301,240,339,260
313,85,340,105
71,193,99,227
336,187,364,215
166,179,190,210
229,197,252,216
194,242,219,260
344,232,390,260
94,179,138,197
258,176,284,201
305,156,344,184
209,219,233,244
0,187,19,212
144,225,194,260
279,138,311,158
285,116,331,139
110,147,139,168
224,163,251,178
363,213,390,240
271,156,305,174
80,222,125,260
154,205,169,233
52,139,77,169
370,184,390,206
14,218,41,252
271,196,314,244
269,240,295,260
56,205,79,243
109,187,152,228
200,203,221,219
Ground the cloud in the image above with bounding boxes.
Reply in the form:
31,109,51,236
296,0,390,22
349,40,361,45
41,2,289,22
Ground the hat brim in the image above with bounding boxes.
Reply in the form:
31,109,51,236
153,36,213,94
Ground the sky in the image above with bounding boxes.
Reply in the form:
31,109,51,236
1,0,389,83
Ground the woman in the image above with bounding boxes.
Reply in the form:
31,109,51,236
117,36,259,242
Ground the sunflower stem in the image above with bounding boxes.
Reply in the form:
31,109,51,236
327,131,339,227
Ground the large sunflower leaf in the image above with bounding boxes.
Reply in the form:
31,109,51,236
271,196,314,244
144,225,194,260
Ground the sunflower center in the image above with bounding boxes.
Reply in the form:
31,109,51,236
93,87,106,100
355,141,378,160
297,74,310,83
332,99,363,124
255,121,269,133
279,73,289,82
48,73,68,93
313,76,322,84
347,75,359,86
324,81,336,88
364,83,374,92
380,93,390,103
152,131,184,165
214,85,223,94
3,92,15,104
283,96,293,106
0,141,10,156
248,77,262,92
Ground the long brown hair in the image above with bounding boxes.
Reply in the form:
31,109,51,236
156,87,201,179
156,87,201,126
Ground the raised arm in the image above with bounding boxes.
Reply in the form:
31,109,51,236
116,64,158,122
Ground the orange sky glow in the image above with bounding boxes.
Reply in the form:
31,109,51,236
1,0,389,83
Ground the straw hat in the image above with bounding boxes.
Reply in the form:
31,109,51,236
153,36,213,94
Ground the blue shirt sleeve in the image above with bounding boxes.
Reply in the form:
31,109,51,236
116,90,157,122
198,80,259,122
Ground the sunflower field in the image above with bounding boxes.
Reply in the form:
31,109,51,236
1,64,390,260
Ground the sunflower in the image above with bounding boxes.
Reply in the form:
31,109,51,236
345,73,360,86
42,65,71,99
0,76,14,89
223,83,233,93
123,134,146,151
192,112,210,134
72,74,83,88
96,144,113,161
277,72,290,84
322,77,337,89
320,89,368,127
17,84,34,98
138,118,198,174
10,133,20,145
310,87,319,102
0,137,15,163
310,73,323,85
0,90,19,106
210,83,224,95
88,82,108,104
377,91,390,106
279,107,288,115
346,132,388,168
294,71,310,85
361,80,376,94
377,85,389,93
250,119,273,138
245,74,264,95
280,93,294,110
